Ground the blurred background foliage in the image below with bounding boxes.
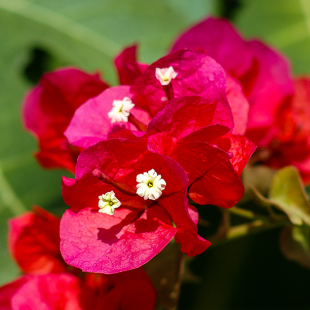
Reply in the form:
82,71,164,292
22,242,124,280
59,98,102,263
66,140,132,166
1,0,310,309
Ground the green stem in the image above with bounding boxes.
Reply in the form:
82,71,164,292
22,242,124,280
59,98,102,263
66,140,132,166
209,219,290,248
227,206,270,221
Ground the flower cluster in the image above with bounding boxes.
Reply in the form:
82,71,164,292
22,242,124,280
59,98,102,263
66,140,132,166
4,15,308,309
21,19,259,275
56,46,258,274
1,207,156,309
170,17,310,183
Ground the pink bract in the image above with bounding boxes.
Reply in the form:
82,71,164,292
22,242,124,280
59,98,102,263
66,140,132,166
65,86,152,149
60,138,209,273
169,17,293,147
244,40,293,146
66,48,251,151
170,17,253,79
131,49,233,119
23,67,109,172
4,207,157,309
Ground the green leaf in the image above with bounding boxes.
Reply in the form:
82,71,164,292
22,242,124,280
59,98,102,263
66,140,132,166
241,165,277,203
251,166,310,226
269,166,310,226
235,0,310,75
280,225,310,269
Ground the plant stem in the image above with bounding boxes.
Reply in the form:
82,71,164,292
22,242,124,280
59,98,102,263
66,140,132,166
209,219,290,248
227,206,270,221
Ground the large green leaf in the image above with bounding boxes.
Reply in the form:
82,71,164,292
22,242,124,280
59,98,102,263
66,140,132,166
251,167,310,226
280,225,310,269
235,0,310,74
0,0,215,286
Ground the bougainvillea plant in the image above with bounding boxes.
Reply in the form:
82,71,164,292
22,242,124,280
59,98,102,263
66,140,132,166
3,13,310,310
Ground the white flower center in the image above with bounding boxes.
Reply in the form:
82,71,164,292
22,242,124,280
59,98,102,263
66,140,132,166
98,191,121,215
155,66,178,86
108,97,135,123
136,169,166,200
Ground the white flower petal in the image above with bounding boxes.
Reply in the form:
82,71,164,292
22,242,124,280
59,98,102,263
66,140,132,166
136,169,166,200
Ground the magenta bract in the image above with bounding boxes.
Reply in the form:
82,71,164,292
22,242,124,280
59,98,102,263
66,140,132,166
65,86,152,149
60,138,209,273
23,68,108,172
170,17,253,79
169,17,293,147
114,44,149,85
131,49,233,118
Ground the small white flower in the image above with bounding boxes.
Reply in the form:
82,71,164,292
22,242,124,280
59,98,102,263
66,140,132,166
108,97,135,123
155,66,178,85
136,169,166,200
98,191,121,215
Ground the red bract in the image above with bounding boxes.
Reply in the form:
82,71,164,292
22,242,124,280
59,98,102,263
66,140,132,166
8,206,66,275
109,94,255,208
0,271,156,310
23,68,109,172
261,77,310,183
89,268,157,310
0,274,93,310
114,45,149,85
60,138,209,273
145,96,255,208
4,207,157,309
170,17,293,147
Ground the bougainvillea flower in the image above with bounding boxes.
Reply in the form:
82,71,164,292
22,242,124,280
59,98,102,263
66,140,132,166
5,207,157,309
130,48,249,135
65,48,251,150
145,96,255,207
114,44,149,85
170,17,253,79
0,274,95,310
170,17,293,147
65,85,152,149
91,268,157,310
60,138,210,273
131,49,233,120
0,271,156,310
259,77,310,183
243,40,293,146
8,206,66,275
225,73,249,135
23,68,109,172
111,95,255,208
